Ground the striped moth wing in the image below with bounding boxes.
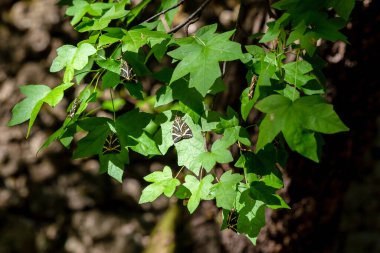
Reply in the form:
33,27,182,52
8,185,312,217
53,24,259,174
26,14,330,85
172,115,193,143
120,60,136,82
102,133,121,154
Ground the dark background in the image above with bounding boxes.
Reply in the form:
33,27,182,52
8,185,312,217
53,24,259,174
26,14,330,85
0,0,379,252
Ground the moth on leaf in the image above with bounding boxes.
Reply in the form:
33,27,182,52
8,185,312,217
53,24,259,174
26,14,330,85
120,60,137,83
68,97,80,118
102,133,121,154
172,115,193,143
226,208,238,232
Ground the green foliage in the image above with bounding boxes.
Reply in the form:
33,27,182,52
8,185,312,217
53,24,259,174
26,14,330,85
168,24,243,96
8,0,353,245
255,95,349,162
139,166,180,203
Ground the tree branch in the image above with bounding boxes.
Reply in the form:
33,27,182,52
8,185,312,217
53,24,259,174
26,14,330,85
265,0,277,19
185,16,200,36
168,0,213,34
222,0,244,77
142,0,185,24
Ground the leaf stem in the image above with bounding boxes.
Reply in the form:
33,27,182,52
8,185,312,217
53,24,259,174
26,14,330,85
292,50,300,101
174,166,185,179
194,35,206,46
109,89,116,121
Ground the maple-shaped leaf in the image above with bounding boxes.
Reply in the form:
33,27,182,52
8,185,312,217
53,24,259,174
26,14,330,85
50,43,96,83
139,166,180,203
122,27,169,53
73,117,129,182
255,94,349,162
168,24,243,96
174,114,206,175
65,0,111,26
212,171,243,210
183,175,214,214
235,145,284,189
192,135,235,172
235,189,266,244
115,109,161,156
8,83,73,138
282,60,314,88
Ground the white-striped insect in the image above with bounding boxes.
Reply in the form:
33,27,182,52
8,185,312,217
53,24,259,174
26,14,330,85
172,115,193,143
120,60,137,82
102,133,121,155
68,97,80,118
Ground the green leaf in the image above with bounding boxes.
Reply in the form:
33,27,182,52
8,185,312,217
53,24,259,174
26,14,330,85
174,114,206,174
96,58,120,74
153,111,174,155
259,13,290,43
8,85,51,126
281,84,300,101
75,1,130,32
245,45,265,61
102,71,120,89
255,95,349,161
73,117,112,158
122,28,169,52
241,87,256,120
216,107,239,130
193,134,236,172
99,150,129,183
98,28,125,48
235,146,284,189
169,25,243,96
126,0,151,24
302,11,347,42
139,166,180,203
200,110,221,132
155,78,205,116
65,0,111,26
213,171,243,210
74,117,129,181
101,5,129,21
175,185,191,199
9,83,73,137
183,174,214,213
130,132,161,156
233,189,266,244
250,181,290,209
282,60,314,87
115,109,161,156
124,82,144,100
330,0,355,20
102,98,125,112
213,108,251,146
50,43,96,82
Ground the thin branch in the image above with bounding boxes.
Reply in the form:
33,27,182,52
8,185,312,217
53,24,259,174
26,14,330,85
222,1,244,76
142,0,185,24
265,0,277,19
185,16,200,36
168,0,213,34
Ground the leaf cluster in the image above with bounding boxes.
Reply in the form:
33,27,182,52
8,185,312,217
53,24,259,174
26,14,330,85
8,0,353,244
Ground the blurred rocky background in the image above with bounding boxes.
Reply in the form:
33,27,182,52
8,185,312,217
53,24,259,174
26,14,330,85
0,0,379,253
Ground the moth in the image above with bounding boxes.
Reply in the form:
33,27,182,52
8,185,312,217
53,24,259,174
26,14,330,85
248,75,257,100
68,97,80,118
102,133,121,155
120,60,137,82
226,209,239,232
172,115,193,143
